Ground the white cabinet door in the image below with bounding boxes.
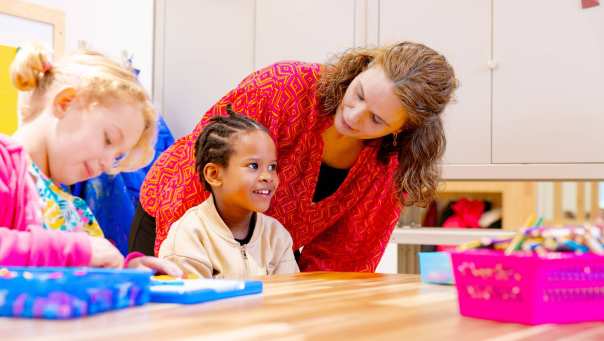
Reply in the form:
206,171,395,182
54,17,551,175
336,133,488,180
255,0,355,69
492,1,604,163
380,0,492,164
160,0,255,138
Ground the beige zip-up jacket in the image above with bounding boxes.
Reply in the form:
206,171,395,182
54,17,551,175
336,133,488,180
158,196,299,279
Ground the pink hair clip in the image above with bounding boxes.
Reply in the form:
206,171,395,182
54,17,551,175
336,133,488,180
42,61,52,73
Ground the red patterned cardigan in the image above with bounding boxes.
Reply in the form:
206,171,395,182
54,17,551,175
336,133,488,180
140,61,401,271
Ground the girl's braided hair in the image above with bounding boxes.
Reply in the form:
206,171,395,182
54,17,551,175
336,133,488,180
194,104,268,191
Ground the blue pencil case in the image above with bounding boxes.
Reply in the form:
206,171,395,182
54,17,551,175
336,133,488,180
150,277,263,304
0,267,152,319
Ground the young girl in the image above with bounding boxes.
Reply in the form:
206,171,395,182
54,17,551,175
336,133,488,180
0,44,180,275
158,106,299,278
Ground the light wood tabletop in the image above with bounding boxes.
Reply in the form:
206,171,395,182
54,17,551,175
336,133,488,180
2,272,603,341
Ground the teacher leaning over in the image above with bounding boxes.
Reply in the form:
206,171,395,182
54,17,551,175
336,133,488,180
130,41,457,272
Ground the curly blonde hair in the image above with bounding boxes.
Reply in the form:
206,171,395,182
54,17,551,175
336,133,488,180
317,42,457,207
10,43,157,173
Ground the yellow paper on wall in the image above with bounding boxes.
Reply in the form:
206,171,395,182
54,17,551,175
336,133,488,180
0,45,18,135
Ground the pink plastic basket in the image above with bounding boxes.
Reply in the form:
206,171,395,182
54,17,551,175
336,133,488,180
451,249,604,324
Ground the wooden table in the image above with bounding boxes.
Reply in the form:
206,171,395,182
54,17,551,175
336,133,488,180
2,272,603,340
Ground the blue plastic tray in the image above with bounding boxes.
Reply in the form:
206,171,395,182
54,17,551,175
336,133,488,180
150,278,263,304
0,267,152,319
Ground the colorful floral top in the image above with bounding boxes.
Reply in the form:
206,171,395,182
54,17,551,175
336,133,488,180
29,163,104,237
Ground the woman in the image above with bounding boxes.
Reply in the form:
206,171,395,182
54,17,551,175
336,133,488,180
131,42,457,272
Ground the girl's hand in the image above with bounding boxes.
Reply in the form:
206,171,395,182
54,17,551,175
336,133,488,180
89,237,124,268
126,256,183,277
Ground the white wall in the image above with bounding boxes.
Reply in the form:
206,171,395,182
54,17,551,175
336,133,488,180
155,0,360,139
255,0,355,68
25,0,154,94
156,0,255,139
375,242,398,274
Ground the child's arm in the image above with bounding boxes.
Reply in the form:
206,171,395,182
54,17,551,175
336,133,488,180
0,137,94,267
160,253,213,278
0,226,92,267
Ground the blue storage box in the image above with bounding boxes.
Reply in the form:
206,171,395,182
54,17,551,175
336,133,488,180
0,267,152,319
418,252,454,285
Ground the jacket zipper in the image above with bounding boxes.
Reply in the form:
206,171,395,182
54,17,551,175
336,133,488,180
240,245,248,275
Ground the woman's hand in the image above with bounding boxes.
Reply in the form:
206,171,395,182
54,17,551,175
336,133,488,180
126,256,183,277
89,237,124,268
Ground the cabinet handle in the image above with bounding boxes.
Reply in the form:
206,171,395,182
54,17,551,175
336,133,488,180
487,60,498,70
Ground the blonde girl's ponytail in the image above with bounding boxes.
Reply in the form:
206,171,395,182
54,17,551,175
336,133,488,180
10,43,53,91
10,44,54,122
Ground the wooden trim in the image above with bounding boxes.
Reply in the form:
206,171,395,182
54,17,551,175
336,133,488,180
0,0,65,56
591,181,599,222
577,182,585,223
553,182,563,225
501,181,536,229
397,245,420,274
439,181,507,193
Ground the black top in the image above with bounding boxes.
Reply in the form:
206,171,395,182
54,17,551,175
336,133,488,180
129,204,157,256
312,163,350,203
234,213,256,245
